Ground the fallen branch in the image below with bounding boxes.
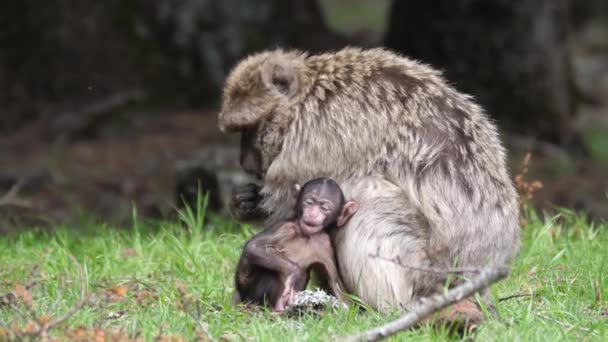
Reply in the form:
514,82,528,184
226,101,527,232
195,301,217,342
343,267,509,342
197,319,216,342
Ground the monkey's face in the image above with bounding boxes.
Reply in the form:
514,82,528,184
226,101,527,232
239,125,265,179
218,52,302,131
238,117,288,179
297,191,339,236
218,52,307,178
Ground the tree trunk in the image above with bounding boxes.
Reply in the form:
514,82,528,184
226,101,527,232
0,0,340,133
385,0,577,146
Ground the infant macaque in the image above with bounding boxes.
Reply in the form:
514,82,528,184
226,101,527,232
233,177,359,312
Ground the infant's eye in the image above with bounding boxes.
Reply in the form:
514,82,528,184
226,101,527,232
321,206,330,212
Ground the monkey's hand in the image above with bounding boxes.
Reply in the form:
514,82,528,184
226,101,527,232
229,183,267,223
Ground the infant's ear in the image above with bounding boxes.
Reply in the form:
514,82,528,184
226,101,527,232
337,200,359,227
291,183,302,203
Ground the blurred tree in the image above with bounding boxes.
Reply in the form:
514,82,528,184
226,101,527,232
385,0,580,148
136,0,341,104
571,0,608,30
0,1,142,133
0,0,342,134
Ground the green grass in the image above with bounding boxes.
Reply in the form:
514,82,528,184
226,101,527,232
1,207,607,341
583,125,608,169
321,0,390,34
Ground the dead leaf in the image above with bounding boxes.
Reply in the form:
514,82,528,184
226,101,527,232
36,314,51,326
109,285,128,297
94,327,106,342
527,266,538,277
23,322,36,334
13,283,33,308
122,248,137,257
135,288,159,305
66,327,92,341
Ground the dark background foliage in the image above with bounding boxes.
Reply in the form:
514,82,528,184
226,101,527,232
1,0,607,231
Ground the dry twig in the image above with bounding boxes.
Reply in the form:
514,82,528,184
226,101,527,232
195,301,217,342
343,267,509,342
19,254,90,339
513,152,543,224
176,283,217,342
498,293,537,302
0,179,31,208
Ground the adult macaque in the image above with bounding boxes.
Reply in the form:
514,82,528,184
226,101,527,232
219,47,520,326
233,178,358,312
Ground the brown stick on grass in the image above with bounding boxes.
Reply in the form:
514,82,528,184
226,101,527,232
343,267,509,342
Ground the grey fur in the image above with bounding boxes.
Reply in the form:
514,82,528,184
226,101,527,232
218,47,520,313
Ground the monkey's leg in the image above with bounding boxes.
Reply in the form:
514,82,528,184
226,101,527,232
335,184,486,329
279,270,309,310
313,263,349,304
308,235,349,304
333,176,430,313
243,240,305,311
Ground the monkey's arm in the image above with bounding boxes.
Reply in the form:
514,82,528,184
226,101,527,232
243,224,303,276
230,183,268,223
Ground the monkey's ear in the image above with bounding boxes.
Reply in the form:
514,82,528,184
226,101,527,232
261,60,300,97
337,200,359,227
292,183,302,199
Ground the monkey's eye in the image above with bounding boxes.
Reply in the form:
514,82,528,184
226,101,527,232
272,77,290,95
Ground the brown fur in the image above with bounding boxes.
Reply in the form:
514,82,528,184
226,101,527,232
219,47,520,318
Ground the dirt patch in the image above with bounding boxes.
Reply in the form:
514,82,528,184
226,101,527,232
0,108,606,233
0,108,242,230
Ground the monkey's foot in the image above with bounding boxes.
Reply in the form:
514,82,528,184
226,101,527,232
276,287,296,312
427,298,484,334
